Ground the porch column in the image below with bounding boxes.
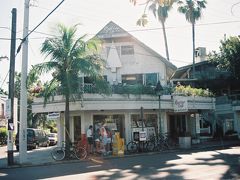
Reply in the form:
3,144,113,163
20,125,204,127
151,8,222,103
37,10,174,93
233,111,240,139
162,112,167,134
81,111,87,146
57,112,64,147
125,112,130,144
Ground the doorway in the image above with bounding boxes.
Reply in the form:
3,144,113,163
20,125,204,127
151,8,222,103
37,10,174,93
169,114,186,138
73,116,81,142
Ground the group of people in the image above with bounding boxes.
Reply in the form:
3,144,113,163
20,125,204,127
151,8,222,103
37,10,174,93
86,123,113,156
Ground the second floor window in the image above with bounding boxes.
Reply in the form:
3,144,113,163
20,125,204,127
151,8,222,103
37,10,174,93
122,74,142,85
121,45,134,55
1,103,4,117
145,73,158,86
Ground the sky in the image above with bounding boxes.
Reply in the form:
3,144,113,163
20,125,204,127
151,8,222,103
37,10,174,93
0,0,240,91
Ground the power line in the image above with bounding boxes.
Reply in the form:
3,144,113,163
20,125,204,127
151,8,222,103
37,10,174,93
0,71,9,90
1,0,65,90
16,0,65,55
1,19,240,42
231,1,240,16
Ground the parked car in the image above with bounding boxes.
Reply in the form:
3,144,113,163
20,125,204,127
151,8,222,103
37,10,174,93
47,133,58,146
15,128,50,151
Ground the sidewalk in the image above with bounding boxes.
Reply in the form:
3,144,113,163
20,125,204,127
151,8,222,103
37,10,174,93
1,139,240,169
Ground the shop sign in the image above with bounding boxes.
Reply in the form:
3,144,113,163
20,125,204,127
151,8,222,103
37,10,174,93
105,122,117,131
139,131,147,141
5,99,11,119
47,112,60,120
173,96,188,112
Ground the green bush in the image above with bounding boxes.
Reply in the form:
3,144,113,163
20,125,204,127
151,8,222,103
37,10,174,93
174,85,214,97
0,127,7,145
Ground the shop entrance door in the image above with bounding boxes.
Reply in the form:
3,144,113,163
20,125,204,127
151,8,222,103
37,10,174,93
73,116,81,142
169,114,186,137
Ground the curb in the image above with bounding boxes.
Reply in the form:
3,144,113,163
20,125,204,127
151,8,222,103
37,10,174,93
1,143,240,169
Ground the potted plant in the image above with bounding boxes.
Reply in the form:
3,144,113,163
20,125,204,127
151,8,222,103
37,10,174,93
179,132,191,149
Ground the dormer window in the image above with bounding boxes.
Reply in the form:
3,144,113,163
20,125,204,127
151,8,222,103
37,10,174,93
121,45,134,55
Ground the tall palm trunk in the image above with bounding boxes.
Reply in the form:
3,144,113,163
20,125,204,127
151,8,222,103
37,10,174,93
161,20,170,61
65,92,71,157
192,22,196,80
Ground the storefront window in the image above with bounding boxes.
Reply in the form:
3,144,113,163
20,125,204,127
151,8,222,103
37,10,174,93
93,114,125,138
225,119,234,132
130,114,157,140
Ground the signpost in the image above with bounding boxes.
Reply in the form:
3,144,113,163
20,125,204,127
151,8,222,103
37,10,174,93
47,112,60,120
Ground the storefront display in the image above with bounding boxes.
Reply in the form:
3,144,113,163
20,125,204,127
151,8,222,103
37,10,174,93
93,114,124,154
130,114,157,141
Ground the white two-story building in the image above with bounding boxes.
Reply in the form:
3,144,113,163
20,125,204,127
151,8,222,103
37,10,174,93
32,22,215,146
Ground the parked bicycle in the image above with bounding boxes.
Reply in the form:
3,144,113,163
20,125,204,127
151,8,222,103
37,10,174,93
152,133,177,151
127,139,155,154
51,141,87,161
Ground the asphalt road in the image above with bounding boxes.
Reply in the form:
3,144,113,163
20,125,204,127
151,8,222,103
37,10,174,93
0,146,240,180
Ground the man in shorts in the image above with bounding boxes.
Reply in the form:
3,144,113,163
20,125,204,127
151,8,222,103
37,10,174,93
87,125,93,154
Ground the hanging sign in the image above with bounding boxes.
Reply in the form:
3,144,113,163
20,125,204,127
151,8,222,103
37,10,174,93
173,96,188,112
47,112,60,120
139,131,147,141
5,99,11,119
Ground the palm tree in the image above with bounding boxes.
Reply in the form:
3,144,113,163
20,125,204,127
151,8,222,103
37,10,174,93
131,0,176,61
177,0,207,79
14,70,43,127
34,24,110,156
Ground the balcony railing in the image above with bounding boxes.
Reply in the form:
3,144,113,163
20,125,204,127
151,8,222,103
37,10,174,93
216,94,240,105
84,83,158,95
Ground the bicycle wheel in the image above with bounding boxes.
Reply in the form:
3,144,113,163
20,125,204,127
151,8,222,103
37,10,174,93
162,141,170,150
75,147,87,160
51,147,65,161
127,141,138,154
146,141,155,152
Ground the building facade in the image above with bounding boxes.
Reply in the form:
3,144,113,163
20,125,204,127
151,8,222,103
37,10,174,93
32,22,215,146
171,48,240,140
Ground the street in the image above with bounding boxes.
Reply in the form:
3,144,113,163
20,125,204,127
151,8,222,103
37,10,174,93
0,146,240,179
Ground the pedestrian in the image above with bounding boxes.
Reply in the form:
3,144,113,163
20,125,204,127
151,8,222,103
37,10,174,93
94,128,101,153
87,125,93,154
100,122,108,155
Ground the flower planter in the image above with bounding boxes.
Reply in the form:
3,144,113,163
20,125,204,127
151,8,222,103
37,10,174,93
179,136,191,149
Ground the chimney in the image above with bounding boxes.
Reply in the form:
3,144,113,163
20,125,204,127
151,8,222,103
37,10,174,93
195,47,206,63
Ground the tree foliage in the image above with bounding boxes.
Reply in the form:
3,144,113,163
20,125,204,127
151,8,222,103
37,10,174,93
208,36,240,80
130,0,176,61
14,69,45,128
177,0,207,78
33,24,110,153
177,0,207,24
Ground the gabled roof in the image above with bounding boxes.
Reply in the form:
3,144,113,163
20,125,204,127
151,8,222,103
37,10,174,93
171,60,211,79
96,21,177,71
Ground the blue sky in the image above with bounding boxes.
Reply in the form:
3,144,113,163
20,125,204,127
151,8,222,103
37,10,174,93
0,0,240,90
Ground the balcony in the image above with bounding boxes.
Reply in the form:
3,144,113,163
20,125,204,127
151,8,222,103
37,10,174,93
83,83,171,95
216,94,240,106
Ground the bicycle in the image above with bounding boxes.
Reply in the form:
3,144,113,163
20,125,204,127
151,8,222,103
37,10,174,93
127,140,155,154
153,133,176,151
51,141,87,161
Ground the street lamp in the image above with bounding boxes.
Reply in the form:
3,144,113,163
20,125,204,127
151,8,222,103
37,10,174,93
155,81,163,134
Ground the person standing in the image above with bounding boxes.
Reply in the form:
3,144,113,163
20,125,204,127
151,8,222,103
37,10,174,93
87,125,93,154
94,128,101,153
100,122,108,155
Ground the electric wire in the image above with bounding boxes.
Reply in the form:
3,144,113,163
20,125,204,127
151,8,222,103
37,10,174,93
231,1,240,16
16,0,65,54
0,0,65,90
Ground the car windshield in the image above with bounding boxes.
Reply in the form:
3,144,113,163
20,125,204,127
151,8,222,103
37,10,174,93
48,134,55,137
27,130,34,137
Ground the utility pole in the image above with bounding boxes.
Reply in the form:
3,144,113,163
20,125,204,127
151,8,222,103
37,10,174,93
7,8,17,166
19,0,30,164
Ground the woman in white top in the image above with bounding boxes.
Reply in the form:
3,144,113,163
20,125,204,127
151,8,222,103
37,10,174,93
87,125,93,154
